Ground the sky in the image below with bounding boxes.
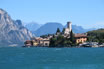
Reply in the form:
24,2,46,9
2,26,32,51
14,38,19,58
0,0,104,29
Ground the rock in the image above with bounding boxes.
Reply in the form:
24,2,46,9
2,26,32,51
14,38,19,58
0,9,33,46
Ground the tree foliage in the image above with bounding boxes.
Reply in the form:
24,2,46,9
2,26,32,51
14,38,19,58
70,30,75,43
49,30,76,47
56,28,61,33
87,29,104,44
62,28,65,34
49,35,73,47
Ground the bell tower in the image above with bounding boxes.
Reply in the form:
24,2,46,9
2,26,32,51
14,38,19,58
64,21,72,35
67,21,72,32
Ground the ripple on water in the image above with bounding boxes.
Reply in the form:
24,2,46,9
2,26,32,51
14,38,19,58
0,47,104,69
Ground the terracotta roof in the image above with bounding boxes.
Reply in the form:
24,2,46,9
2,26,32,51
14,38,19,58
75,34,87,38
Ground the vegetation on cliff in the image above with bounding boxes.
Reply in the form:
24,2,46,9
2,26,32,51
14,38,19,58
87,29,104,44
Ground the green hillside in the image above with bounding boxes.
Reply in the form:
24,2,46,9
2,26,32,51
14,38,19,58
87,29,104,44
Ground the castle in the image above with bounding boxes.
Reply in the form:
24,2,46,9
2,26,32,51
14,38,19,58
64,21,72,35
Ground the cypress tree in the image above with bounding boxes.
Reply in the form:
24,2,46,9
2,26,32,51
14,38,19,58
70,30,75,43
56,28,60,33
62,28,65,34
56,28,61,35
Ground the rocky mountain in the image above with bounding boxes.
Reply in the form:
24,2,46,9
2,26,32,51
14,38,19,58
25,22,41,32
34,22,63,36
0,9,33,46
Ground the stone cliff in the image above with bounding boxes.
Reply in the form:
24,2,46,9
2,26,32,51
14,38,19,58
0,9,33,46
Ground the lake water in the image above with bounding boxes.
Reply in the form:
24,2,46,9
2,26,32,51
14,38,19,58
0,47,104,69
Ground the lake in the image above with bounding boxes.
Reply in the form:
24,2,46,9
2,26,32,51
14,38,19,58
0,47,104,69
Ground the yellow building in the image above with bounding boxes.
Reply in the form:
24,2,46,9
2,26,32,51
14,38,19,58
31,37,50,46
32,40,39,46
75,34,87,44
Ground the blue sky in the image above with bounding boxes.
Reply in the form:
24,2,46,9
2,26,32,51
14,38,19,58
0,0,104,29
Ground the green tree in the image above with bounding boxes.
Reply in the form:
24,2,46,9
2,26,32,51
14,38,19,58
62,28,65,34
49,37,57,47
49,29,77,47
56,28,60,33
87,28,104,44
70,30,75,43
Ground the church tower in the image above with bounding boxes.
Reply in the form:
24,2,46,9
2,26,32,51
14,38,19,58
67,21,72,32
64,21,72,35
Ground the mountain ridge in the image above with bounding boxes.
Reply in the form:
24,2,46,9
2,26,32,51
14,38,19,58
34,22,63,36
0,9,33,46
30,22,96,36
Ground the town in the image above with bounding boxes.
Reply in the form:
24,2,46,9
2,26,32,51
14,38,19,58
24,21,104,48
24,21,93,47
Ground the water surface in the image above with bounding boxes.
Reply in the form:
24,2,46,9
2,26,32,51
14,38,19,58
0,47,104,69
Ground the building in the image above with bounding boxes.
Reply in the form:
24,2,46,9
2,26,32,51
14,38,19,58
40,38,50,46
64,21,72,35
63,21,72,38
32,40,39,46
24,21,88,46
75,33,87,44
25,37,50,47
24,40,33,46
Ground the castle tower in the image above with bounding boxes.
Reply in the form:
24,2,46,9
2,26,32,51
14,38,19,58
64,21,72,35
67,21,72,32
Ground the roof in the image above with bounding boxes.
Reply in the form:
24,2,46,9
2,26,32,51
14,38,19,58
26,40,31,42
75,34,87,38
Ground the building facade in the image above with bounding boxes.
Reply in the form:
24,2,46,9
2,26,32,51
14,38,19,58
75,34,87,44
24,37,50,47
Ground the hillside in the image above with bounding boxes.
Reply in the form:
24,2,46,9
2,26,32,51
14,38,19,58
87,29,104,44
0,9,33,46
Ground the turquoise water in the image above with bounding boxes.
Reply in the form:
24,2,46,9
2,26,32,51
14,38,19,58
0,47,104,69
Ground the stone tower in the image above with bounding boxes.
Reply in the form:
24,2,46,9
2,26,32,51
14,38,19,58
64,21,72,35
67,21,72,32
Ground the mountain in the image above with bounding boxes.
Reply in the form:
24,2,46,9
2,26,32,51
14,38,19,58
34,22,63,36
85,28,97,32
65,25,96,33
0,9,33,46
34,23,96,36
72,25,88,33
25,22,41,32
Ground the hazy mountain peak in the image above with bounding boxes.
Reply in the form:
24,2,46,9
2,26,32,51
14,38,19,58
33,22,96,36
25,22,42,32
45,22,62,24
34,22,63,36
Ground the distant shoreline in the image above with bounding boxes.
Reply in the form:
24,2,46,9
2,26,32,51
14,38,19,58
22,45,103,48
